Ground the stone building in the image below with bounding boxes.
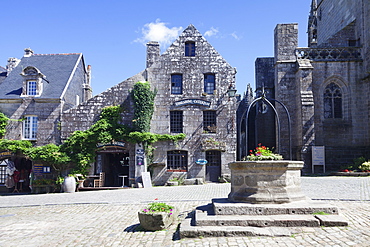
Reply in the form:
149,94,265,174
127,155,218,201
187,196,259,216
61,24,238,186
248,0,370,172
0,48,92,190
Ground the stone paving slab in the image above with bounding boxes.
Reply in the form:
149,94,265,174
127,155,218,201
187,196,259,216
0,177,369,246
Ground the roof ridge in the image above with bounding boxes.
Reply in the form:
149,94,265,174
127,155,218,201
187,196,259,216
32,53,81,56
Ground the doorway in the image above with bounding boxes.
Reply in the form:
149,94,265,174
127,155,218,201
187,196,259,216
96,151,129,187
205,150,221,182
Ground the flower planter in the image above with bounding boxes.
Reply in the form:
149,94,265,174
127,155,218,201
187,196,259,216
32,185,55,194
228,160,306,204
138,210,177,231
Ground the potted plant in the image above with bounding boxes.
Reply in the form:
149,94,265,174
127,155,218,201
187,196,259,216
138,201,177,231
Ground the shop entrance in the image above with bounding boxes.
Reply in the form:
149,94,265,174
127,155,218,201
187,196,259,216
96,151,129,187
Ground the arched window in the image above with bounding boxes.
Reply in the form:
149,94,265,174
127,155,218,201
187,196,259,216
324,83,342,118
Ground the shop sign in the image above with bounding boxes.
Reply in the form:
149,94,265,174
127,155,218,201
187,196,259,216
96,141,126,148
0,151,13,159
33,164,44,175
136,156,144,166
174,99,211,107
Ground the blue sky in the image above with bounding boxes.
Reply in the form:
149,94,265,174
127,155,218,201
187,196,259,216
0,0,310,96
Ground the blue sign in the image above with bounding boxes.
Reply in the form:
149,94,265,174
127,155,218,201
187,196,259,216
196,159,208,165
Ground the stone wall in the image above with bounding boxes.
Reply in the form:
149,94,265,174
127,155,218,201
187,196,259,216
148,25,238,184
5,98,62,145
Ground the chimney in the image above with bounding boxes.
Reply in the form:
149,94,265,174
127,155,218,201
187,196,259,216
6,57,20,72
83,65,92,101
146,41,160,68
24,48,34,57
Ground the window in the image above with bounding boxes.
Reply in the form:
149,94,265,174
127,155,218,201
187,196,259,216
0,163,6,185
206,150,221,167
171,74,183,94
203,111,217,133
204,73,215,94
23,116,38,140
27,81,37,96
324,83,342,119
167,150,188,171
170,111,183,133
185,41,196,56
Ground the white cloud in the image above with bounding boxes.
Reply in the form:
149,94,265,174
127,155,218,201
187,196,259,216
231,32,241,40
204,27,219,37
134,19,182,49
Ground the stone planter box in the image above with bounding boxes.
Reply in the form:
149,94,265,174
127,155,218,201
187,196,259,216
138,210,177,231
32,185,55,194
228,160,306,204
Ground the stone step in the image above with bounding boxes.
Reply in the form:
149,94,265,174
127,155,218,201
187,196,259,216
212,198,339,215
180,218,294,238
195,211,321,227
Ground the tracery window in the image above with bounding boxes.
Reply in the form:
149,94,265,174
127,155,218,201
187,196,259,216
324,83,342,119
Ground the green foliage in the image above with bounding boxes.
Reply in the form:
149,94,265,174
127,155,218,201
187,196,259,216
33,178,55,186
142,202,174,214
359,161,370,171
132,81,156,132
0,112,9,138
0,139,32,153
60,104,185,174
25,144,71,174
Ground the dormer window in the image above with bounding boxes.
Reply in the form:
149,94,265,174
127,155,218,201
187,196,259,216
20,66,44,97
185,41,196,57
27,81,37,95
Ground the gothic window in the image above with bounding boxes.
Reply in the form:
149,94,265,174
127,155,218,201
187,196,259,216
185,41,196,57
167,150,188,171
23,116,38,140
170,111,183,133
324,83,342,119
171,74,182,94
204,73,215,94
203,111,217,133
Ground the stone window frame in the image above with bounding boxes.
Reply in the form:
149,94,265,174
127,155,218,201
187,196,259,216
203,110,217,133
170,110,183,133
185,41,196,57
23,115,38,140
319,76,349,122
167,150,188,172
20,66,44,97
171,73,183,94
204,73,216,95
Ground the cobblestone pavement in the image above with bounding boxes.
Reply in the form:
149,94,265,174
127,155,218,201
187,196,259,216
0,176,369,247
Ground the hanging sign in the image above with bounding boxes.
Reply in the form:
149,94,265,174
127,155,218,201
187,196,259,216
174,99,211,107
196,159,208,165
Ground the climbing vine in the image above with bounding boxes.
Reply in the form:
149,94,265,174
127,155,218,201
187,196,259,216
132,81,156,132
0,112,9,138
0,81,185,175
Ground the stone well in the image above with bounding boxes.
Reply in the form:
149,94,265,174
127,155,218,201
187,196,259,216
228,160,306,204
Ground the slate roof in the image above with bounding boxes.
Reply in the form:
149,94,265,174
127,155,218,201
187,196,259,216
0,53,82,99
